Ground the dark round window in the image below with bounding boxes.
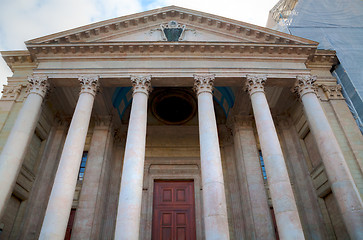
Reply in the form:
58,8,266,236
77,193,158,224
151,89,196,125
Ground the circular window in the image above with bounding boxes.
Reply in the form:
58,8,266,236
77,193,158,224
151,89,196,125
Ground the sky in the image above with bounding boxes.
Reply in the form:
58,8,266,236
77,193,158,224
0,0,280,92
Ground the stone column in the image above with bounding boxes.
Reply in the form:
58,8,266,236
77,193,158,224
0,75,49,219
39,75,99,240
245,74,304,239
114,76,151,240
295,75,363,240
232,116,275,240
194,74,230,240
71,117,112,240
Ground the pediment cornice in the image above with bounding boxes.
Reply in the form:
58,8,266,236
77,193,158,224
25,6,318,46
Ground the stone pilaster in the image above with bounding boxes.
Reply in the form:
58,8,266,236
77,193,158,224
71,116,113,240
232,114,275,240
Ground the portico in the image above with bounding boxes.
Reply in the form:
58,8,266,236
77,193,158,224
0,6,362,240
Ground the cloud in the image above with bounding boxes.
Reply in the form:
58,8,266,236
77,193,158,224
0,0,279,93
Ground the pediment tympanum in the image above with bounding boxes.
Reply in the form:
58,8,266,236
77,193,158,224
25,6,317,45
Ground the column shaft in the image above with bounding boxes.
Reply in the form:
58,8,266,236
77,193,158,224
114,76,151,240
0,75,48,219
39,76,99,240
246,75,304,239
71,118,112,240
194,74,230,240
233,120,275,240
295,76,363,240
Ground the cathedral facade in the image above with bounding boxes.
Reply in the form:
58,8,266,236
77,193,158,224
0,6,362,240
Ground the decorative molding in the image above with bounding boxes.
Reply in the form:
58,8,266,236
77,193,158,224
245,74,267,96
131,75,152,95
293,75,317,98
27,75,49,98
25,42,316,56
1,85,23,101
79,75,99,96
193,74,215,95
320,84,344,100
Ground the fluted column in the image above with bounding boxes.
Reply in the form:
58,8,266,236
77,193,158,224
0,75,49,219
114,76,151,240
246,75,304,239
39,75,99,240
194,74,230,240
295,75,363,240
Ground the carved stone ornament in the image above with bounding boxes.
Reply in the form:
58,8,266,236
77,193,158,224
27,75,49,98
150,21,195,41
131,75,152,95
321,84,344,100
1,85,23,101
79,75,99,96
245,74,267,96
293,75,317,98
193,74,215,95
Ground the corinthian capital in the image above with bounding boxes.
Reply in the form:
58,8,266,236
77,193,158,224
27,75,49,98
79,75,99,96
193,74,215,95
131,75,152,95
245,74,267,96
294,75,317,98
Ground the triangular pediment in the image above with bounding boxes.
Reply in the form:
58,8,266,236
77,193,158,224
25,6,317,46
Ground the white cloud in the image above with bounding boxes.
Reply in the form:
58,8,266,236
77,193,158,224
0,0,279,93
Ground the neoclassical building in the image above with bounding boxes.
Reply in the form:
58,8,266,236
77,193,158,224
0,6,362,240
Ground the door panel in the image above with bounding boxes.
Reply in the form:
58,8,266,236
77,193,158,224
152,181,196,240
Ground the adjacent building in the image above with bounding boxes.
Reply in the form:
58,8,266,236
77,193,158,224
267,0,363,132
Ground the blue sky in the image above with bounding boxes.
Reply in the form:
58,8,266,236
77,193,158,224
0,0,280,91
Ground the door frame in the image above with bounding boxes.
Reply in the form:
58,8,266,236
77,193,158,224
143,158,203,240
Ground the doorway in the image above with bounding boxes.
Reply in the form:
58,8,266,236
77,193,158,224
152,180,196,240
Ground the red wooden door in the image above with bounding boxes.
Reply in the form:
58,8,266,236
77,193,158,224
152,181,196,240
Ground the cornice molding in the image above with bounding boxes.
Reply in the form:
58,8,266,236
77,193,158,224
25,42,317,56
